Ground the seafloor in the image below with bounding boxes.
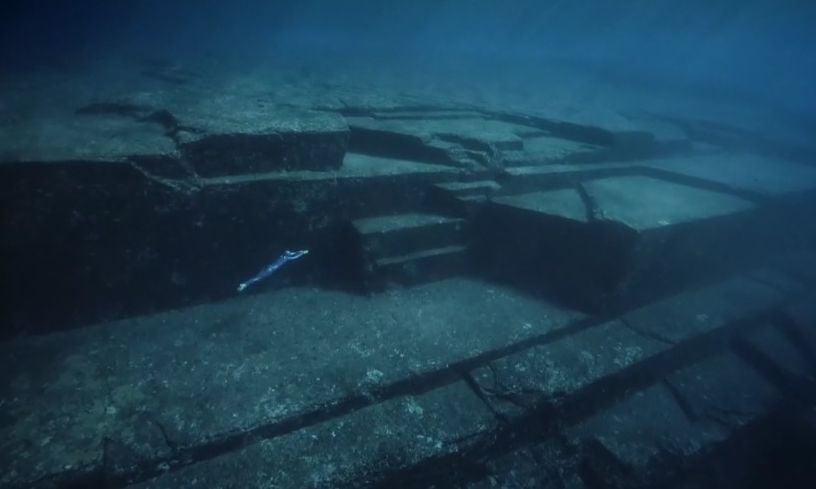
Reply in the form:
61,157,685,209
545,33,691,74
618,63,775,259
1,60,816,488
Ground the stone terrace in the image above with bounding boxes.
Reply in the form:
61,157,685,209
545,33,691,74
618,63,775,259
2,69,816,488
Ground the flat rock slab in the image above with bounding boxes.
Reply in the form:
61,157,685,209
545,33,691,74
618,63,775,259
739,320,816,385
0,90,349,178
568,382,698,472
784,292,816,353
471,320,666,419
666,351,781,432
569,351,780,480
469,271,789,423
583,175,755,231
467,438,585,489
472,170,793,312
353,213,462,235
0,278,582,489
71,89,351,177
646,153,816,197
622,276,784,345
197,153,461,186
493,188,589,222
197,153,459,188
503,161,641,179
503,135,606,166
175,104,349,176
354,213,465,261
618,113,690,145
347,115,542,168
0,113,178,163
133,380,493,489
347,116,526,151
339,152,463,178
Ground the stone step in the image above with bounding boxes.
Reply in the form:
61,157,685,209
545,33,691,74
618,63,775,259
175,106,349,177
352,212,469,287
425,139,494,169
374,244,469,286
434,179,501,197
426,180,502,217
347,114,603,170
353,212,465,260
502,135,607,167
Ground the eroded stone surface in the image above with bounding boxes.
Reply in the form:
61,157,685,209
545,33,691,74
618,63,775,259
133,381,494,489
666,351,781,431
623,276,784,344
567,383,703,473
0,112,178,163
583,175,755,231
470,320,666,419
0,278,582,489
174,104,349,176
493,189,589,222
646,153,816,197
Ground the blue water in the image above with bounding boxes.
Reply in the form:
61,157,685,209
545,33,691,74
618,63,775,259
2,2,815,488
3,1,815,117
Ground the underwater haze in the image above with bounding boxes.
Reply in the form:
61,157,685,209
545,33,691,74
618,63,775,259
3,1,816,117
2,1,816,489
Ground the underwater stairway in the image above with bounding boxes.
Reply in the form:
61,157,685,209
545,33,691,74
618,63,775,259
1,252,815,489
4,97,816,488
352,212,469,288
428,179,504,213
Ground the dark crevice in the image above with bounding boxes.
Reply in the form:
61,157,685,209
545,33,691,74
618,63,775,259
75,102,153,118
746,272,801,296
620,316,676,347
346,125,455,166
474,363,561,414
373,113,485,121
460,370,512,424
733,332,816,406
40,314,607,489
639,166,767,204
774,310,816,374
46,301,784,489
75,101,201,181
666,401,816,489
334,104,478,118
575,182,599,222
662,378,700,423
146,416,178,453
552,313,759,428
368,308,782,489
485,112,617,147
653,113,816,168
336,104,639,152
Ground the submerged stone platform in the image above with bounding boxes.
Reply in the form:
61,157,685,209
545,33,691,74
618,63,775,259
2,69,816,488
2,256,814,489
